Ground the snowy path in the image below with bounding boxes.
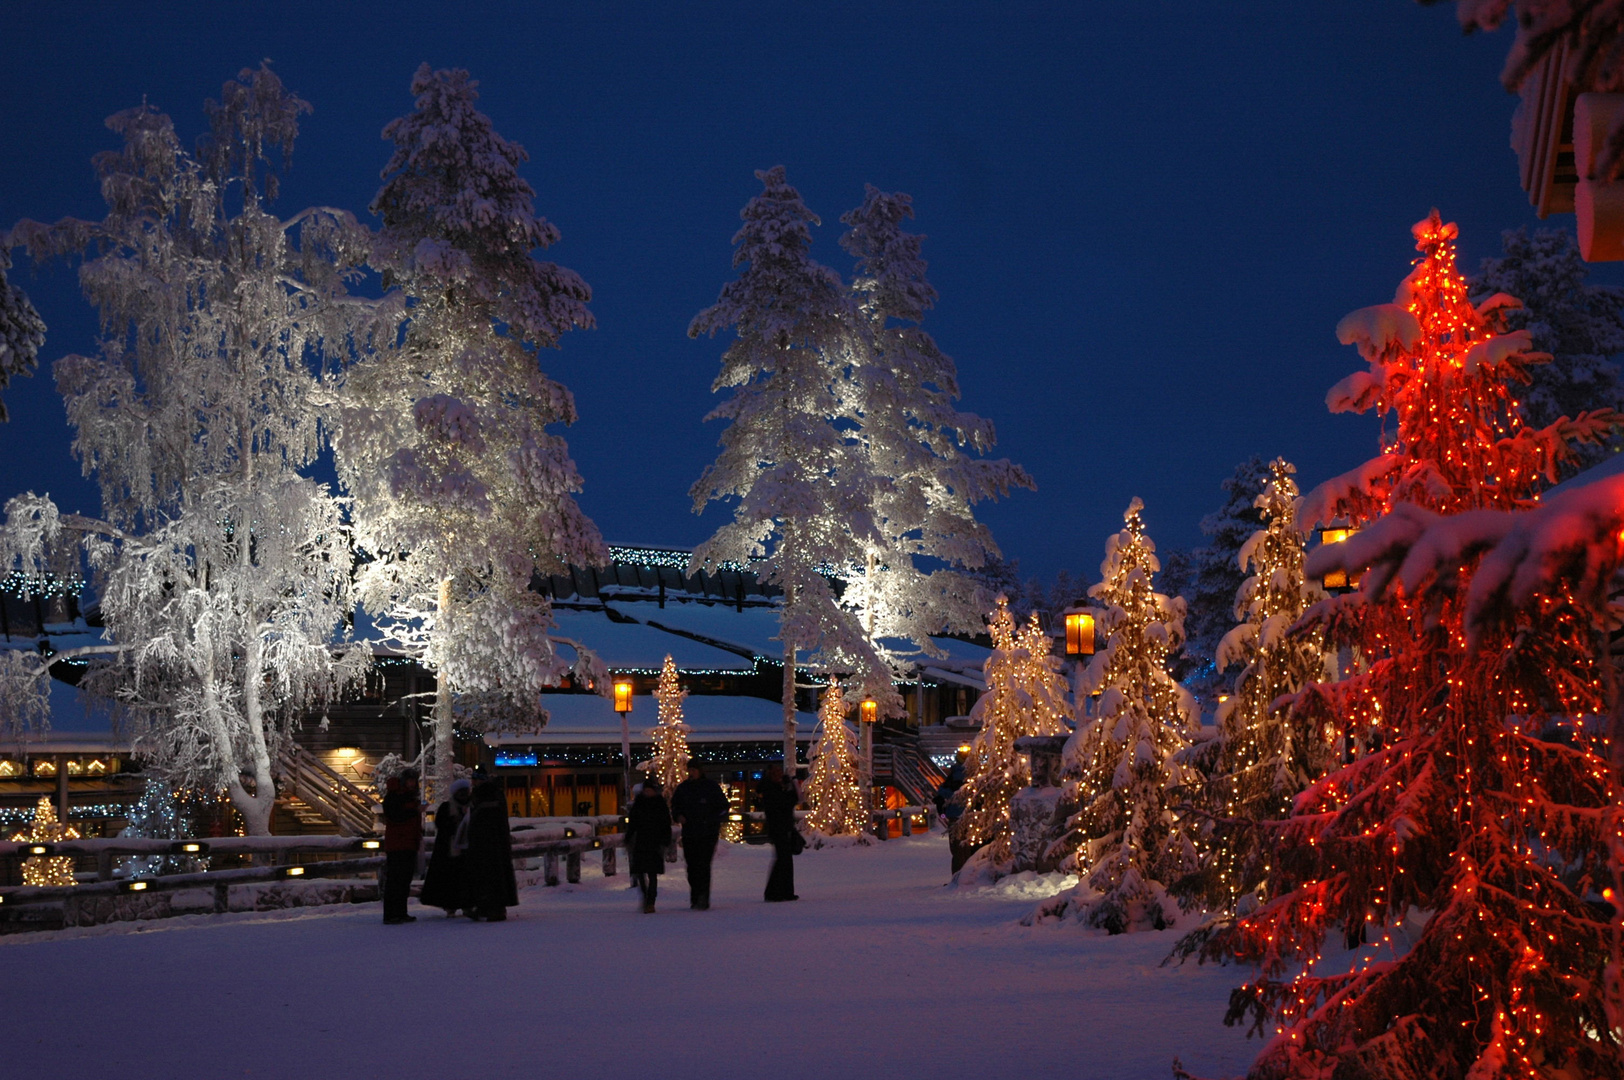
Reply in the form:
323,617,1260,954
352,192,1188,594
2,835,1258,1079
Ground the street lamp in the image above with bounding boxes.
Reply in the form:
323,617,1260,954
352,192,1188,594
613,679,634,806
1063,610,1096,657
858,697,878,807
1318,527,1362,591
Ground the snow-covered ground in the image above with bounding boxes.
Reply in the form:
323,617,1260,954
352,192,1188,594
1,835,1258,1080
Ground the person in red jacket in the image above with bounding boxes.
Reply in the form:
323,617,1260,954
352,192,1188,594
381,770,425,924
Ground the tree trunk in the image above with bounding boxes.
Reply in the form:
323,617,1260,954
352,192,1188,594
431,577,455,802
236,634,278,837
782,638,797,773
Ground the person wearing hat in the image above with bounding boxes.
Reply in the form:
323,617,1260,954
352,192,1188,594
624,776,673,913
419,777,472,916
380,768,425,924
464,766,518,921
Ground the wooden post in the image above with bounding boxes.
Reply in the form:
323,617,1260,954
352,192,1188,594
566,851,582,884
543,851,560,887
901,810,913,837
601,845,617,877
55,758,68,822
212,883,230,914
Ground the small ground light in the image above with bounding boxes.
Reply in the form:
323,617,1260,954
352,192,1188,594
728,813,744,822
26,844,52,857
591,839,602,849
283,866,306,878
170,841,208,855
360,839,381,850
564,827,576,838
124,880,149,892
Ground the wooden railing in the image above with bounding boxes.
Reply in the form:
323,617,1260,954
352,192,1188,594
276,745,380,836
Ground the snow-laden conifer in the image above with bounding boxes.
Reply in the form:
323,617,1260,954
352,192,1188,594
1181,459,1334,913
803,681,868,837
646,655,691,799
951,596,1072,867
689,166,890,765
336,65,605,796
0,247,44,421
835,187,1033,697
1033,499,1197,933
1,66,369,834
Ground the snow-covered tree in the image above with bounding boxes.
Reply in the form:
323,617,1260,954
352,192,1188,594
11,797,77,886
689,166,890,766
1159,455,1271,691
1471,227,1624,474
1204,212,1622,1080
0,247,44,421
835,186,1033,698
336,64,605,796
646,654,691,798
1036,498,1198,933
2,66,371,834
1182,459,1334,913
803,680,868,836
951,596,1073,867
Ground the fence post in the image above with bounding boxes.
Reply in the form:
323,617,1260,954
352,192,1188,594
601,845,617,877
212,883,229,914
97,851,115,881
900,810,913,837
543,851,560,887
566,851,582,884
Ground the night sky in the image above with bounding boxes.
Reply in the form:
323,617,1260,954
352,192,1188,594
0,2,1610,586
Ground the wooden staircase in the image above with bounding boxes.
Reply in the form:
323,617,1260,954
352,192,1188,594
872,734,947,808
272,795,342,836
275,746,381,836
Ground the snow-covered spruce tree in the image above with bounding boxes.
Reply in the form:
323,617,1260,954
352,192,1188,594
2,67,370,834
0,247,44,421
1472,227,1624,475
835,186,1033,701
804,680,868,837
1161,455,1272,692
1180,458,1334,913
337,64,605,796
646,654,691,798
951,596,1073,868
689,166,891,765
1202,212,1622,1080
1032,498,1197,933
11,797,77,886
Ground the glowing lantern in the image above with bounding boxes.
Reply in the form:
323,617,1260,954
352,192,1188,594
1318,527,1363,591
613,680,634,714
1063,610,1096,656
859,698,878,725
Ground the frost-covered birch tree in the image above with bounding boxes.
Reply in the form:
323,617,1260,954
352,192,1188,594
1,66,373,834
336,65,605,796
836,186,1033,704
689,166,890,768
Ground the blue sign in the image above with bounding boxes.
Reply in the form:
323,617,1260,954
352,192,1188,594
494,751,538,767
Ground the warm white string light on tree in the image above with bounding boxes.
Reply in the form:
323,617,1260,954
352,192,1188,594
804,681,869,836
11,796,78,887
647,654,691,797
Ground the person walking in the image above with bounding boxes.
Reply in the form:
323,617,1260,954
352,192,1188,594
670,763,728,910
419,777,472,917
625,777,673,913
380,769,425,924
464,768,518,921
759,762,801,902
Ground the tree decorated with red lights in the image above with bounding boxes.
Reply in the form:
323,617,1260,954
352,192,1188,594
1203,212,1623,1080
1034,498,1198,933
951,595,1073,867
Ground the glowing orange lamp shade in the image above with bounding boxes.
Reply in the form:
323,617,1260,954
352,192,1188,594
859,698,878,724
613,680,634,714
1063,611,1096,656
1319,527,1363,591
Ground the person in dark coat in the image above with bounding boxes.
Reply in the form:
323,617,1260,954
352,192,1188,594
625,778,673,913
759,762,801,902
670,763,728,910
419,778,472,916
380,770,425,924
464,769,518,921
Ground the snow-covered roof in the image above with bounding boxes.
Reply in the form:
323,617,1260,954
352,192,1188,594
489,693,814,745
548,608,756,672
616,600,786,661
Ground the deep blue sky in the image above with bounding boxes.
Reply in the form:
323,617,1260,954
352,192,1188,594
0,2,1609,585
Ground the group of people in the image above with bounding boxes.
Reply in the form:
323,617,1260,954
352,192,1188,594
379,767,518,924
379,760,806,923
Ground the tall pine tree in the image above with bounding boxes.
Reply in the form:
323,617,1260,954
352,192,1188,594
951,596,1073,868
646,655,691,799
1205,212,1622,1080
804,681,868,837
1036,499,1197,933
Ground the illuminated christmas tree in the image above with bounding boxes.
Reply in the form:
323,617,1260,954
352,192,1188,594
804,681,868,836
952,596,1072,866
1184,459,1334,912
646,655,691,798
1036,498,1197,933
11,797,78,887
1205,212,1622,1080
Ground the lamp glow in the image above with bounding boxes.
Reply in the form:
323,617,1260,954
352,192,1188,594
613,680,633,713
1063,610,1097,656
